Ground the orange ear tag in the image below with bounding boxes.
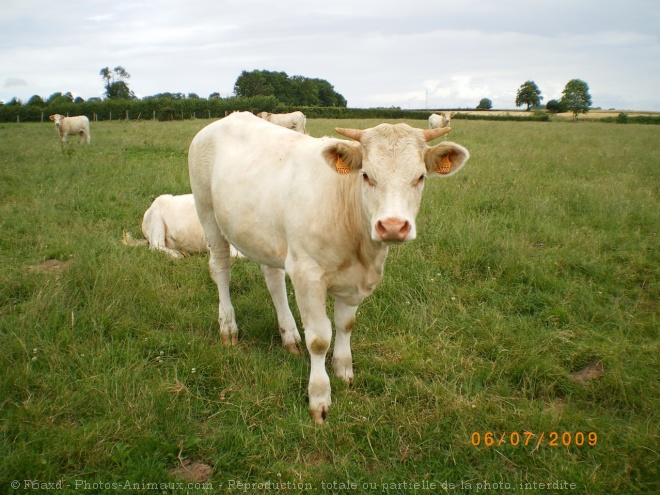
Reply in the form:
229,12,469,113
437,155,452,174
336,156,350,174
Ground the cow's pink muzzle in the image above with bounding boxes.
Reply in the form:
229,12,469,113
375,218,411,242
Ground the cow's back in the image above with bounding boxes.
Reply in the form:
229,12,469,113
189,113,331,267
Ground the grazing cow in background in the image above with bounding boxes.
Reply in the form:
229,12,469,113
122,193,242,259
189,111,469,424
49,114,91,144
428,111,454,129
257,110,307,133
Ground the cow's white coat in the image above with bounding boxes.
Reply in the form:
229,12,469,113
257,111,307,133
188,112,469,424
428,111,454,129
49,114,91,144
122,193,242,259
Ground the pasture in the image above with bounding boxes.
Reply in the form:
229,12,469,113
0,118,658,494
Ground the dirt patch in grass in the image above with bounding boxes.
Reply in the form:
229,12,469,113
544,399,567,416
28,259,71,273
570,361,604,385
169,460,213,483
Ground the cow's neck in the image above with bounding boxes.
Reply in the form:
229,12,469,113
325,176,389,303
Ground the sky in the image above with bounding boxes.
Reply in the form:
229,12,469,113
2,0,659,110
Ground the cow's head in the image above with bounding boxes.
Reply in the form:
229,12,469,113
49,114,64,127
324,124,469,243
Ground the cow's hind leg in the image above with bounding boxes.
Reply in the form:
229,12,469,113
144,210,184,259
261,265,302,354
332,300,358,385
201,215,238,346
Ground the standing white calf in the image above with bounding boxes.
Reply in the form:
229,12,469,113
428,111,454,129
256,111,306,133
49,114,91,144
189,112,469,424
122,193,242,259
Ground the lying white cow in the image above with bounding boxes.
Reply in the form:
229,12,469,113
257,111,306,133
49,114,91,144
428,111,454,129
122,193,242,259
188,111,469,424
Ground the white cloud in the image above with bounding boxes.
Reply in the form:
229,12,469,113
4,77,28,88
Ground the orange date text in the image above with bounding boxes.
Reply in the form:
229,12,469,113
471,431,598,447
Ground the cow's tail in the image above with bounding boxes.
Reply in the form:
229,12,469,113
122,231,148,247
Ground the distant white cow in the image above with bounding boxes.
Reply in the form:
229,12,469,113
428,112,454,129
257,111,306,133
189,112,469,424
49,114,91,144
122,193,242,259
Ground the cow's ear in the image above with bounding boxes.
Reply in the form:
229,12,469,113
49,115,55,121
322,141,362,174
424,142,470,177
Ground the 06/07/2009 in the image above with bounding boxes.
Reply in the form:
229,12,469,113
471,431,598,447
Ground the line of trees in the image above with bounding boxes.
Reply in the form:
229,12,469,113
0,67,347,123
0,93,292,123
233,70,346,107
513,79,592,119
0,65,640,124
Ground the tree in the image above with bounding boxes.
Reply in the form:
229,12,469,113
515,80,543,110
476,98,492,110
560,79,592,120
233,70,347,106
290,75,319,106
46,92,73,105
545,99,566,114
26,95,45,107
100,66,135,100
233,70,274,98
314,78,346,107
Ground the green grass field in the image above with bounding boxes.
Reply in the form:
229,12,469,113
0,118,658,494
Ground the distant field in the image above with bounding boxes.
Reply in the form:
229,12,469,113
0,118,658,493
456,109,660,120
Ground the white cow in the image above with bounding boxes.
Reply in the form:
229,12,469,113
428,111,454,129
122,193,242,259
188,112,469,424
49,114,91,144
257,111,306,133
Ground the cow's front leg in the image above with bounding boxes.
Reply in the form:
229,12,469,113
332,300,358,385
261,265,302,354
289,264,332,425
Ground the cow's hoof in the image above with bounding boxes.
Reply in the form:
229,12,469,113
284,342,303,355
221,333,238,346
310,404,329,426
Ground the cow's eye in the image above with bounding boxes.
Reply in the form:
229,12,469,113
362,171,374,186
416,174,426,186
